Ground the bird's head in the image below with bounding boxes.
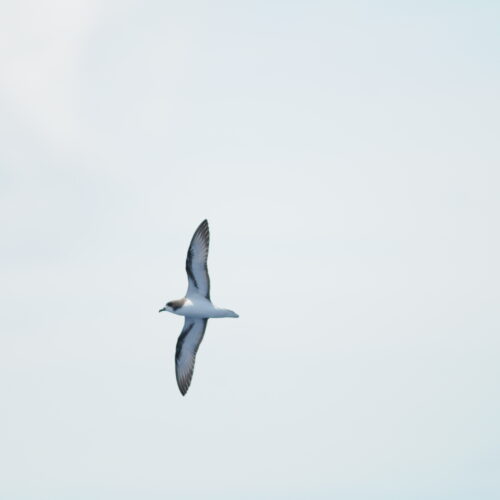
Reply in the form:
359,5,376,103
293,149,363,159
159,303,173,313
159,298,186,313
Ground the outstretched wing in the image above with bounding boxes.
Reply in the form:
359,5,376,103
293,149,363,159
185,219,210,300
175,318,208,395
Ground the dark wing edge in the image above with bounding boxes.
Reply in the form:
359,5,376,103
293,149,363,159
185,219,210,299
175,318,208,396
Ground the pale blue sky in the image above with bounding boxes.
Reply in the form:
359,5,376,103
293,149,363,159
1,1,499,498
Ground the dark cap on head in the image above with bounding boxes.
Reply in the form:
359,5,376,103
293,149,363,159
167,298,186,311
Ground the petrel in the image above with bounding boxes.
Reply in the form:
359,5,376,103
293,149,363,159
159,220,239,395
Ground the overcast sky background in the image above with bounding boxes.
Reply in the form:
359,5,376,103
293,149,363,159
1,1,499,498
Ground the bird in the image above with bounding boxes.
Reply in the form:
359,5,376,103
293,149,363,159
159,220,239,395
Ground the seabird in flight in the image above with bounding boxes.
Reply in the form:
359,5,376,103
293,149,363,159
159,220,239,395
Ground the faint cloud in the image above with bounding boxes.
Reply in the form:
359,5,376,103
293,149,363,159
0,0,100,149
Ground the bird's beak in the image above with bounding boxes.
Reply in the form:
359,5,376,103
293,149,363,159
159,307,166,313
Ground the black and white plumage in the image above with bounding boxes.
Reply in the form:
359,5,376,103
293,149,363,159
159,220,239,396
186,220,211,300
175,318,208,395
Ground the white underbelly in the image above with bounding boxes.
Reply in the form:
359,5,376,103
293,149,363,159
174,298,220,318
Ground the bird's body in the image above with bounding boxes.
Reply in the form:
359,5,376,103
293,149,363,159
166,295,239,319
159,220,238,395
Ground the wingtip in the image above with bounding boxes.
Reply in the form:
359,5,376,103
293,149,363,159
194,219,209,235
